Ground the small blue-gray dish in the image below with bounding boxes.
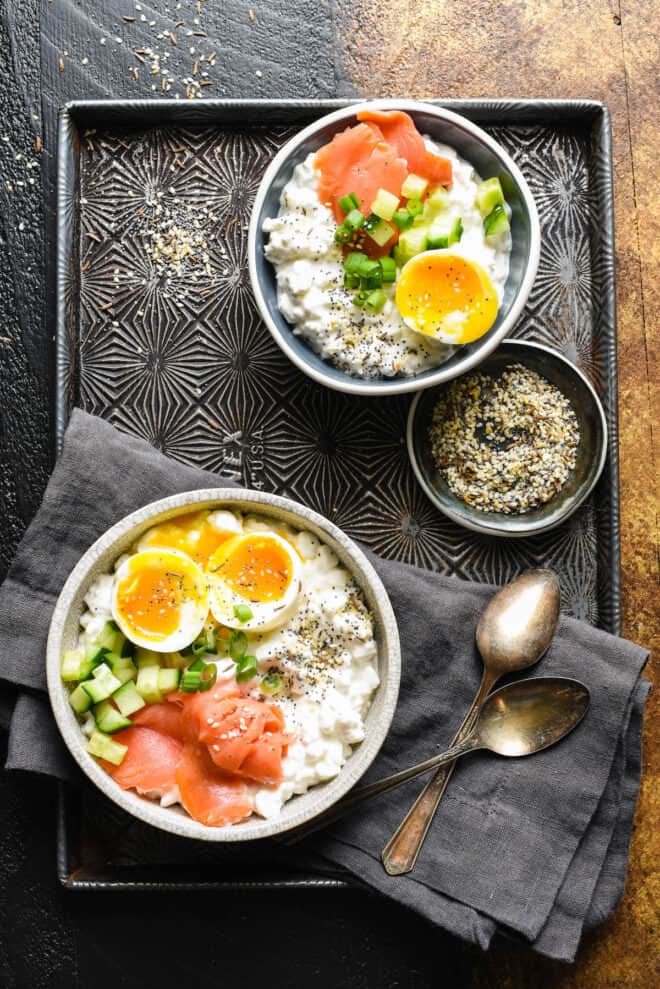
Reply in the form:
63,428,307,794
407,340,608,537
248,99,540,397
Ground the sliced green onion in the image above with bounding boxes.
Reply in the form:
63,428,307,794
343,208,365,232
236,654,258,683
334,225,352,244
344,272,360,290
392,209,414,230
361,272,383,291
379,256,396,282
198,664,218,692
339,192,360,212
180,670,202,692
343,251,367,274
406,199,424,218
229,630,248,663
358,258,380,279
365,289,386,312
233,604,254,623
353,290,369,308
261,673,284,695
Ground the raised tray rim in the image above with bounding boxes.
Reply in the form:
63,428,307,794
54,96,619,891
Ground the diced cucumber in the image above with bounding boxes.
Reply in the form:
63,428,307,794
426,186,450,212
69,684,92,714
379,256,396,283
157,668,181,694
364,215,394,247
136,665,163,704
115,665,138,685
135,647,161,669
93,700,132,734
113,680,146,717
394,226,429,266
81,663,122,704
392,209,414,230
87,730,127,766
92,620,125,656
483,203,510,238
476,177,505,217
163,651,188,669
401,173,428,200
106,653,137,678
427,216,464,249
61,649,84,682
370,188,399,221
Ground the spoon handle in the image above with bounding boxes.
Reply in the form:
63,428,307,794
281,735,479,845
381,668,499,876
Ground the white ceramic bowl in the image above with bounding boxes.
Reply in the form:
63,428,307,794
47,489,401,841
248,98,541,397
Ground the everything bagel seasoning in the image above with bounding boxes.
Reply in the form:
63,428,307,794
429,363,580,514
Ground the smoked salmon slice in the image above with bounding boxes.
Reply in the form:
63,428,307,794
188,693,291,785
132,702,184,742
176,742,254,827
357,109,453,187
99,676,290,826
102,726,183,796
315,121,408,224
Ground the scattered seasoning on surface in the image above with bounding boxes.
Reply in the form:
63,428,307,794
429,363,580,514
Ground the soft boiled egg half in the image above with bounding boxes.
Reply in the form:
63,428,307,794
395,252,499,345
206,531,301,633
112,548,209,652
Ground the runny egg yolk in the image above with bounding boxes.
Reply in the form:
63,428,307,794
113,550,208,648
395,253,499,344
208,535,292,603
139,512,235,567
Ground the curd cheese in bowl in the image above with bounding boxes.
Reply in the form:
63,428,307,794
56,502,388,830
262,107,512,379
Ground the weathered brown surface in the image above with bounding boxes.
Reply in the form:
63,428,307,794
338,0,659,982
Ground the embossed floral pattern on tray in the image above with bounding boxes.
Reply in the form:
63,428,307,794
60,110,617,637
56,101,619,884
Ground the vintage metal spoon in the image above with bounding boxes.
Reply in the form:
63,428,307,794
382,568,560,875
284,676,588,844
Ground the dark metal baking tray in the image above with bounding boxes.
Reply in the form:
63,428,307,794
55,98,619,891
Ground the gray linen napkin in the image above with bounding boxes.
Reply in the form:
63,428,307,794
0,410,649,962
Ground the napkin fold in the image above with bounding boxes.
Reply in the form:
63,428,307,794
0,410,649,962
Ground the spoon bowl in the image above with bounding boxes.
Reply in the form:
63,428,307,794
475,677,590,757
476,569,561,676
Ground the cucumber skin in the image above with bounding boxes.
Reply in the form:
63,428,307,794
93,701,132,734
483,203,510,238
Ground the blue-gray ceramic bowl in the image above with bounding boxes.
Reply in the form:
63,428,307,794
248,99,540,397
407,340,608,537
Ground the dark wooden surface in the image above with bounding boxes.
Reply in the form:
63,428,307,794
0,2,657,986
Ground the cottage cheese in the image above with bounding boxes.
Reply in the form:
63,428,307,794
264,138,511,379
78,511,380,821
